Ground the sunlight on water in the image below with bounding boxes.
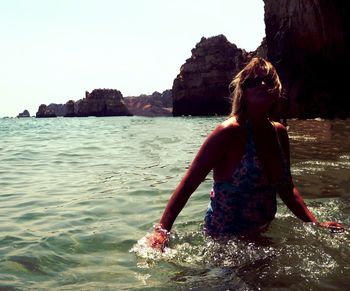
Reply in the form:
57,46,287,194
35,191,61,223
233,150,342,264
131,216,349,289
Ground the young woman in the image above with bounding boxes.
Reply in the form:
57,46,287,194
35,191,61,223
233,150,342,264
148,57,343,248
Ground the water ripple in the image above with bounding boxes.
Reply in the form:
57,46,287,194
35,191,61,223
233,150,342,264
0,117,349,289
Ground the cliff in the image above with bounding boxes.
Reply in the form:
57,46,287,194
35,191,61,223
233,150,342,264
170,1,348,118
124,90,172,117
76,89,132,117
47,103,68,116
172,35,249,116
36,104,56,118
264,0,349,118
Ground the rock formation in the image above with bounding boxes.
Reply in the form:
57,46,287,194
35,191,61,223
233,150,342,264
32,1,349,120
64,100,75,117
47,103,68,117
172,35,249,116
36,104,57,118
17,110,30,118
75,89,132,117
35,89,132,118
124,90,172,116
35,103,70,117
170,1,348,118
264,0,349,118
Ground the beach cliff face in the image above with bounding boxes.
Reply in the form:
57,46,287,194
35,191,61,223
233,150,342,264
172,35,249,116
264,0,349,118
124,90,172,117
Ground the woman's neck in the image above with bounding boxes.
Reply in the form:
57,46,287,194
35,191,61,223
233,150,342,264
242,110,271,129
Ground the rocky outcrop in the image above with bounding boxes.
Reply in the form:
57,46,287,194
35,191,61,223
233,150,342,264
124,90,172,116
47,103,67,117
35,103,69,117
65,100,75,117
36,104,57,118
172,35,249,116
35,89,132,118
255,37,267,59
264,0,350,118
76,89,132,117
17,110,30,118
170,1,348,118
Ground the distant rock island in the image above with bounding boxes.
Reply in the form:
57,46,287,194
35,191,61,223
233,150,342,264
17,110,30,118
31,0,348,119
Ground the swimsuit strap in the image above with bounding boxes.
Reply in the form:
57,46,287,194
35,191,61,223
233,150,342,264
247,119,290,187
245,119,257,156
228,120,264,186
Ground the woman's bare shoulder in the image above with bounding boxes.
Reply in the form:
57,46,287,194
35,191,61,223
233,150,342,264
272,121,289,149
208,116,242,143
272,121,288,136
218,116,241,132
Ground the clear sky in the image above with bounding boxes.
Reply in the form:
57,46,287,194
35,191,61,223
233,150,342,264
0,0,265,117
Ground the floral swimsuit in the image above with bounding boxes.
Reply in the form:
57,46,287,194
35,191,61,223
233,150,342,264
204,121,291,237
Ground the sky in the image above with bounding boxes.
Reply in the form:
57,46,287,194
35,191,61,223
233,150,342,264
0,0,265,117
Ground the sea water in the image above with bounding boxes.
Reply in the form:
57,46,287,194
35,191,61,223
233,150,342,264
0,116,349,290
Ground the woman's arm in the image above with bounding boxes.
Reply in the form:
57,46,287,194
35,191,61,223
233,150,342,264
279,172,343,230
158,123,234,232
279,180,317,223
276,123,343,230
147,121,239,249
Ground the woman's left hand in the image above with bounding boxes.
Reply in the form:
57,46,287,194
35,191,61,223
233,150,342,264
318,221,344,233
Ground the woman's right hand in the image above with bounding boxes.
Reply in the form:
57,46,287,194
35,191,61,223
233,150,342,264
318,221,344,233
146,224,170,251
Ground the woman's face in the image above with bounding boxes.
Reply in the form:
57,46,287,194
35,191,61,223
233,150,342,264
243,74,279,111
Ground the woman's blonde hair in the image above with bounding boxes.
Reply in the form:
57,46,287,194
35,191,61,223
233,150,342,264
229,57,282,118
